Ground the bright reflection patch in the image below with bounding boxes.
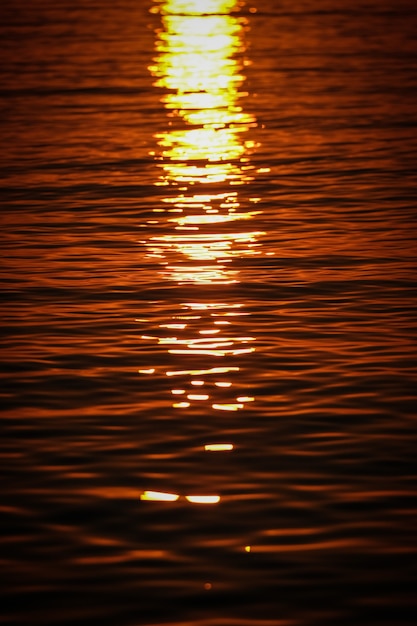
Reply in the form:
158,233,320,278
185,495,220,504
143,1,259,432
140,491,220,504
204,443,234,451
146,0,263,290
166,367,239,376
140,491,179,502
158,0,240,16
212,403,243,411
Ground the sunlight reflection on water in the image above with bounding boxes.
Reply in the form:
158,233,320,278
139,0,263,505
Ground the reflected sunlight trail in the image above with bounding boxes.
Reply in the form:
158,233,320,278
139,0,266,504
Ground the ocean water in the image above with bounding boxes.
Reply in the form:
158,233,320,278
1,0,416,624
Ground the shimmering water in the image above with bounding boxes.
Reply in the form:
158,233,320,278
1,0,417,624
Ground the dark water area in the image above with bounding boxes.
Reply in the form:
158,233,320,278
1,0,417,624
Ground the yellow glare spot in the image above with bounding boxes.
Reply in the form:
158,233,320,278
140,491,179,502
245,545,251,552
185,495,220,504
171,389,185,395
173,402,190,408
214,381,232,387
237,396,255,402
204,443,234,451
138,368,155,374
191,380,205,386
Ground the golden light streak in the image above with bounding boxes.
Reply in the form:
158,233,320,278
140,491,179,502
174,315,201,320
166,367,239,376
159,336,253,347
160,323,187,329
212,403,244,411
168,348,254,356
204,443,234,451
187,394,209,400
163,265,238,285
140,491,220,504
169,210,260,226
185,495,220,504
157,0,238,15
185,302,243,310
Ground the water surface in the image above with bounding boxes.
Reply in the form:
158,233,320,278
1,0,417,624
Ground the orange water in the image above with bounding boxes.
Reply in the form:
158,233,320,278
1,0,416,624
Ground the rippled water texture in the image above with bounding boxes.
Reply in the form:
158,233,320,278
1,0,417,624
